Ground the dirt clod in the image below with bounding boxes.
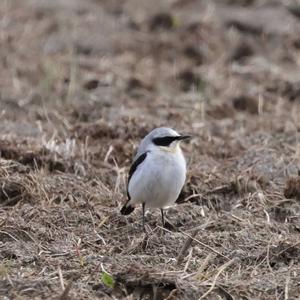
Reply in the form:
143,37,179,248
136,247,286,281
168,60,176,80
83,79,99,90
149,13,175,31
287,5,300,19
0,178,29,206
228,42,254,62
284,175,300,201
177,70,203,91
183,46,203,64
232,95,258,114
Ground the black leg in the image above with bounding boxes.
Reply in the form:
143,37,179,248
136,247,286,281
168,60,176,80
161,208,165,227
142,203,145,231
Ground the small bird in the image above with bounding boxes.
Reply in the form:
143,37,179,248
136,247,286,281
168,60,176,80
120,127,190,230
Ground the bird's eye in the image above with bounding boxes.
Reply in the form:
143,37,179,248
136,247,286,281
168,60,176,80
152,136,176,147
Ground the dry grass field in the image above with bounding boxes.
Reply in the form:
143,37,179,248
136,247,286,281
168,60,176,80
0,0,300,299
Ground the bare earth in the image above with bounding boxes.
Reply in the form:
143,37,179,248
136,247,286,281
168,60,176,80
0,0,300,299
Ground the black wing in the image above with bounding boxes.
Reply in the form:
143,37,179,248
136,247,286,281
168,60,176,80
127,152,148,199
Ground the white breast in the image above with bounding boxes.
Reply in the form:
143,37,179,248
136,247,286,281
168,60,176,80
128,148,186,209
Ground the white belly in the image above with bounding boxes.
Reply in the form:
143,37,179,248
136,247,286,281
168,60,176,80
128,150,186,208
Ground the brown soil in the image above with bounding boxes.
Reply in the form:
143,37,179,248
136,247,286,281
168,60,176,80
0,0,300,299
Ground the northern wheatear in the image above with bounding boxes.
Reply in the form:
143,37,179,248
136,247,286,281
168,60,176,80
120,127,190,230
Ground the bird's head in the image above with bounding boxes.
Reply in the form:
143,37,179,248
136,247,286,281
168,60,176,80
137,127,191,155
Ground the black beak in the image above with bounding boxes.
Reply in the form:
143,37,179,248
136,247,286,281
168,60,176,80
176,135,192,141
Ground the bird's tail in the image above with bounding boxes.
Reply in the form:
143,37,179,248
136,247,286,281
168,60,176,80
120,200,135,215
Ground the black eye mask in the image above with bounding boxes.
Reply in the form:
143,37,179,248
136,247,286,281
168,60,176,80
152,135,191,147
